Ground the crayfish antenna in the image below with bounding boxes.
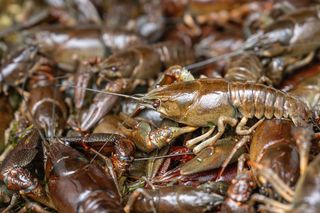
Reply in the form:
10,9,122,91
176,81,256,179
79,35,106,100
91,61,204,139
186,48,245,70
185,32,265,71
186,25,320,72
133,152,193,161
57,83,155,106
59,83,141,99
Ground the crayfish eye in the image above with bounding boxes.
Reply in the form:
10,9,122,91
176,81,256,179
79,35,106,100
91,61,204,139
152,100,160,108
111,66,118,72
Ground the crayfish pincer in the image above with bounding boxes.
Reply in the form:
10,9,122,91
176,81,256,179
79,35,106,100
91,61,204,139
251,150,320,212
45,139,124,213
0,130,53,211
0,129,124,212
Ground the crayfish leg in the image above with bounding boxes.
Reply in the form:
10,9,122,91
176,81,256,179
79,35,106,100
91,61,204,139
124,188,156,213
249,162,295,202
250,194,292,212
87,148,122,200
185,127,215,147
17,199,51,213
286,52,315,74
218,136,251,178
2,193,18,213
291,125,313,175
235,117,264,135
193,116,238,154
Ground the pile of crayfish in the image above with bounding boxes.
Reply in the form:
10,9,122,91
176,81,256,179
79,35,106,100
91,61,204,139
1,0,320,212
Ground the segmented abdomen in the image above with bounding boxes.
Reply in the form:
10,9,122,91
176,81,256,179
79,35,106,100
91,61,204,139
153,41,195,67
102,30,142,51
229,82,310,126
224,53,263,83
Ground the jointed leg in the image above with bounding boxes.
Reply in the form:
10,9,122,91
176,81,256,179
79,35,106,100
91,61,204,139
258,205,285,213
2,193,19,213
286,52,315,73
291,126,313,174
185,127,215,147
193,116,238,154
124,188,156,213
236,117,264,135
237,153,250,174
249,162,294,202
17,199,51,213
141,176,156,190
218,137,251,178
250,194,292,212
89,148,122,200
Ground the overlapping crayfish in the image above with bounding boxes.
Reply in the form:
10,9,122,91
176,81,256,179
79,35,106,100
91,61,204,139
1,1,320,213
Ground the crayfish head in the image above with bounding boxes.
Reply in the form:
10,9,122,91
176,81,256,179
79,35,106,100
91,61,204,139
156,99,183,120
99,50,139,79
143,84,196,122
139,96,181,121
141,97,183,120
